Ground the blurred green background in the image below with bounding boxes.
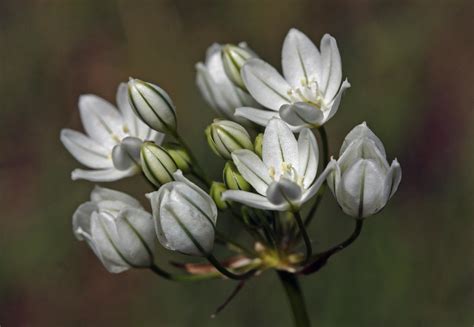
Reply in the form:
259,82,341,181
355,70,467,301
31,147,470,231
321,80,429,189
1,0,473,326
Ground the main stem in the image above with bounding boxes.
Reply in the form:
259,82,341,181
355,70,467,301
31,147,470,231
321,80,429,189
277,271,311,327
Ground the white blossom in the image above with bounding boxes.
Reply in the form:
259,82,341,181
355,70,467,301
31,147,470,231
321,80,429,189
236,28,350,131
222,118,335,211
60,83,164,182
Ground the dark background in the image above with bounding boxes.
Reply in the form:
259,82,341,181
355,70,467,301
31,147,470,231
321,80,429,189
1,0,473,326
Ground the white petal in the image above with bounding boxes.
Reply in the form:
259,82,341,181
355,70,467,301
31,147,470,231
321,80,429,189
222,190,288,211
301,160,336,202
91,186,143,209
319,34,342,101
79,94,125,147
115,208,155,267
116,83,138,136
72,202,97,240
324,79,350,124
196,62,233,118
326,159,340,196
242,58,291,110
90,212,130,273
71,166,138,182
339,159,385,218
60,129,112,169
234,107,280,127
266,178,302,207
262,118,298,174
172,170,218,220
160,195,215,256
384,159,402,200
297,128,319,188
282,28,321,88
232,150,271,195
111,137,142,171
279,102,325,129
338,137,389,173
339,121,385,157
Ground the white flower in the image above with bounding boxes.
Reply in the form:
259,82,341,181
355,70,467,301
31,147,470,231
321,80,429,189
328,122,402,218
148,171,217,256
196,43,260,123
235,28,350,131
60,83,165,182
73,186,157,273
222,118,335,211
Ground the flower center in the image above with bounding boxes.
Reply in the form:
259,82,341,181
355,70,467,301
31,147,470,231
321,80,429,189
269,162,304,187
287,78,327,109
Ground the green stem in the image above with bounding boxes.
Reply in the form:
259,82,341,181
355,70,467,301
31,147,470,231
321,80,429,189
294,211,312,264
301,219,364,275
304,126,329,227
277,271,311,327
149,264,220,281
173,132,211,187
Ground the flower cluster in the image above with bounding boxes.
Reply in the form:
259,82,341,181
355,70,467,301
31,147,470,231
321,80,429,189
61,28,401,324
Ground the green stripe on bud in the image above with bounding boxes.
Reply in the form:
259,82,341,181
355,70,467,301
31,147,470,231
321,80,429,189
128,78,177,134
140,141,178,187
205,119,253,160
223,161,251,191
163,143,192,174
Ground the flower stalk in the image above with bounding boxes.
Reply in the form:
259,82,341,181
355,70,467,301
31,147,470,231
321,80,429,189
277,271,310,327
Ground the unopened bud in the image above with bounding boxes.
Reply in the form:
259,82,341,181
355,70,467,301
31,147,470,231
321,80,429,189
222,43,256,89
140,142,178,187
205,120,253,160
210,182,229,210
254,133,263,158
163,143,192,173
128,78,177,134
223,161,251,191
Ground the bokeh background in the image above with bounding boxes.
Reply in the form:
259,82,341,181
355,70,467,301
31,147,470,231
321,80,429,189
1,0,473,326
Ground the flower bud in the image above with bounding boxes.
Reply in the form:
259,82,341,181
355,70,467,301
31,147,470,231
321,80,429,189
149,171,217,256
328,122,402,218
223,161,251,191
162,143,192,173
128,78,177,134
222,43,256,90
196,43,260,123
140,141,178,187
73,186,156,273
205,119,253,159
210,182,229,210
254,133,263,158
